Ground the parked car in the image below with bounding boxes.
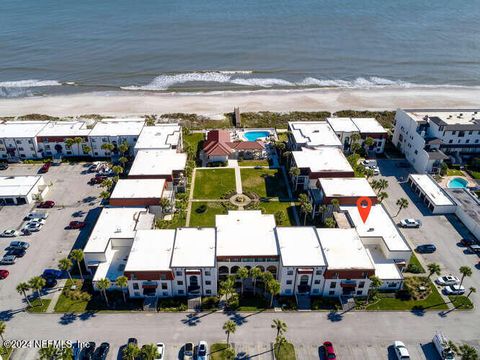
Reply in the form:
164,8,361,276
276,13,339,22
39,162,51,173
88,176,107,185
0,255,17,265
9,241,30,250
393,341,410,360
433,332,456,360
0,229,19,237
443,284,465,295
197,341,208,360
94,342,110,360
20,228,32,236
156,343,165,360
323,341,336,359
80,342,95,360
68,221,86,229
0,269,9,279
23,222,43,232
28,218,46,225
43,277,57,288
25,211,48,220
42,269,63,279
362,159,377,167
469,244,480,255
399,219,421,228
37,200,55,208
0,162,8,170
436,275,460,286
460,238,478,247
416,244,436,253
183,342,194,360
6,248,26,258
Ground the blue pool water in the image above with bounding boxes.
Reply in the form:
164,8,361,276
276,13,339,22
244,131,270,141
448,177,468,189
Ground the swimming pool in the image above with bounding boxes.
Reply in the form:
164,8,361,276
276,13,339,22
243,130,270,141
447,177,468,189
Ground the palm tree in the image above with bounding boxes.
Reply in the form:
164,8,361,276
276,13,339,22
100,178,113,189
289,167,300,189
459,266,473,287
363,137,375,151
118,141,129,156
458,344,478,360
159,198,171,214
119,156,128,167
16,282,32,306
377,192,388,203
466,287,476,300
140,344,160,360
395,198,409,217
70,249,84,280
122,343,141,360
282,151,292,167
219,277,236,303
112,165,124,176
58,258,73,282
100,190,111,200
299,193,312,225
427,263,441,279
367,275,382,304
350,133,361,148
250,267,263,295
377,179,389,192
262,271,274,283
38,345,60,360
223,320,237,345
330,198,340,212
324,217,336,228
145,116,156,126
266,279,281,307
96,278,111,306
73,137,84,155
64,138,75,154
116,275,129,303
370,179,380,192
82,144,92,156
60,346,73,360
29,276,46,300
223,346,236,360
0,321,5,342
364,168,374,179
101,142,114,153
237,267,249,296
271,319,287,337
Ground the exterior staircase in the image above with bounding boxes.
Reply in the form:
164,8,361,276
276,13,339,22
295,294,311,311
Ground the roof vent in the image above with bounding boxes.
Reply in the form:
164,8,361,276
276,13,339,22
114,227,121,233
367,227,374,232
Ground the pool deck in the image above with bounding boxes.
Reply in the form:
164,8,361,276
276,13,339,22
439,173,477,189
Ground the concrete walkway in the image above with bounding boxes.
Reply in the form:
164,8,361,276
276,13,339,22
45,278,67,313
280,165,300,225
185,168,197,227
228,159,243,194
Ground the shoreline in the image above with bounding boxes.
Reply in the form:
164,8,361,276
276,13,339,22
0,87,479,117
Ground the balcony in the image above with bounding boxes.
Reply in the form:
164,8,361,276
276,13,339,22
297,285,311,294
188,285,201,294
340,280,357,288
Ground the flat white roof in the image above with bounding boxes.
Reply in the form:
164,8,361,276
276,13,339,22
326,117,359,133
318,178,376,198
93,246,131,282
409,174,455,207
89,118,145,137
0,121,48,138
170,228,216,268
125,230,175,272
317,228,374,270
288,121,342,148
84,207,149,254
276,227,326,267
341,204,410,252
292,147,353,173
351,118,387,134
367,247,403,280
37,121,91,137
110,179,165,199
0,175,42,197
134,124,181,150
129,150,187,177
408,110,480,125
216,210,278,257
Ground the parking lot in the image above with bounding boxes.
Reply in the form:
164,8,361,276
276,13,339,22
0,162,102,311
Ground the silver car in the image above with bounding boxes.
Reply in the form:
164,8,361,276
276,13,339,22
0,229,19,237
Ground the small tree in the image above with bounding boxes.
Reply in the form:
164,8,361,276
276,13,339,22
38,345,60,360
119,156,128,167
466,287,476,300
118,141,129,156
377,192,388,203
96,278,111,306
237,267,249,296
122,343,141,360
100,178,113,189
364,168,374,179
82,144,92,155
140,344,160,360
29,276,46,300
266,279,281,307
274,210,287,225
250,267,263,295
64,138,75,153
271,318,287,337
395,198,409,216
363,136,375,151
223,320,237,345
367,275,382,304
58,257,73,282
219,277,235,303
70,249,85,280
100,190,111,200
427,263,441,279
73,137,84,155
289,167,300,189
223,346,236,360
116,275,129,303
459,266,473,287
274,335,287,354
458,344,478,360
324,217,336,228
60,347,73,360
112,165,124,176
16,282,32,306
0,321,5,342
300,199,313,226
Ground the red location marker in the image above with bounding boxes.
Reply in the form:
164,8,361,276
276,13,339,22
356,197,372,223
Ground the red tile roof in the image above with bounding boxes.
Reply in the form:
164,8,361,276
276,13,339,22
204,130,264,156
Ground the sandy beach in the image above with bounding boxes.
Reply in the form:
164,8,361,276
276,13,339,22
0,87,479,117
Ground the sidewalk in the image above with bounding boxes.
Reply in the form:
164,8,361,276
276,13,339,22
45,278,67,313
228,159,243,194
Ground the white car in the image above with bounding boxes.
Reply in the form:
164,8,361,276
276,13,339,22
156,343,165,360
23,223,43,232
435,275,460,286
443,285,465,295
197,341,208,360
399,219,421,228
0,229,19,237
393,341,411,360
28,218,46,225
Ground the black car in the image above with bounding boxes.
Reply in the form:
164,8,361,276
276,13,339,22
6,248,26,258
416,244,437,253
0,163,8,170
93,342,110,360
43,277,58,288
81,342,96,360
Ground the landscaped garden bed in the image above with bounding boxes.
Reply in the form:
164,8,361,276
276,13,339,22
26,298,51,313
274,342,297,360
448,295,474,310
157,297,188,312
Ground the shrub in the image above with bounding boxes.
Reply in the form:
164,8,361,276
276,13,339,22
201,296,220,310
406,263,423,274
196,204,207,213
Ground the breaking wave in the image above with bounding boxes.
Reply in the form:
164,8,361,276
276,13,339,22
0,79,62,88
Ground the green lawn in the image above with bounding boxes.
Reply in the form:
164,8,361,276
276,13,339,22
157,297,188,312
468,170,480,179
183,132,204,161
277,132,289,143
193,169,236,199
366,283,447,311
237,294,269,311
405,253,425,274
274,342,296,360
449,295,474,310
189,201,229,227
238,159,270,167
447,169,464,176
27,298,51,313
210,343,234,360
241,168,289,199
54,280,89,313
258,201,298,226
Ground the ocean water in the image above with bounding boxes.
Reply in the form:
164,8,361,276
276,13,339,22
0,0,479,97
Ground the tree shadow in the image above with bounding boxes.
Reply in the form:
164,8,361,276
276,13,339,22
0,308,25,321
326,309,344,322
59,312,77,325
79,311,97,321
236,348,273,359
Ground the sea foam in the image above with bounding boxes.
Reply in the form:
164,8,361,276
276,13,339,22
0,79,62,88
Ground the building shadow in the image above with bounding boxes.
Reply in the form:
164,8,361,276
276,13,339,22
420,342,442,360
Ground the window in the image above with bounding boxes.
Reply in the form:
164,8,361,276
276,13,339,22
16,140,21,144
91,138,96,142
177,281,183,286
28,140,33,144
105,152,110,155
330,282,336,288
358,281,365,289
469,131,473,135
287,270,293,276
134,291,140,297
466,139,470,144
18,147,24,151
314,280,321,285
388,282,397,288
475,139,479,144
285,289,291,294
178,290,184,294
315,270,322,276
328,290,335,296
102,138,107,142
458,131,465,137
161,283,168,290
452,131,456,135
133,283,139,290
286,280,292,285
205,280,211,285
356,290,363,295
449,140,453,144
176,271,182,276
20,154,25,158
163,292,168,296
206,290,211,294
205,271,211,276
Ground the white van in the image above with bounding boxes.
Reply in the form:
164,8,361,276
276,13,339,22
25,211,49,220
433,333,456,360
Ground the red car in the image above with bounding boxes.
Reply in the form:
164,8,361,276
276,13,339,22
39,162,51,173
323,341,336,359
89,176,107,185
0,269,9,279
68,221,86,229
38,200,55,208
